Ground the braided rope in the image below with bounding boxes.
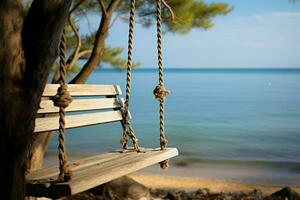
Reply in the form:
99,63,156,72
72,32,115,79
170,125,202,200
120,120,128,149
53,28,72,182
127,120,140,151
121,0,140,151
154,0,170,169
125,0,135,108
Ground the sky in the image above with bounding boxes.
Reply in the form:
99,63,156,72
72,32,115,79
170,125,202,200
80,0,300,68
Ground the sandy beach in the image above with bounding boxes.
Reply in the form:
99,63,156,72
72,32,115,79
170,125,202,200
118,159,300,195
129,172,300,195
45,153,300,196
63,170,300,199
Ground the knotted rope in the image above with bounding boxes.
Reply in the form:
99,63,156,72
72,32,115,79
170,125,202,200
52,85,72,108
121,0,141,152
153,85,170,103
154,0,170,170
52,28,73,182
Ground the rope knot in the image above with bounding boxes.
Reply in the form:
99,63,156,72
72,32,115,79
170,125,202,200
58,164,73,182
160,159,170,170
160,137,168,149
153,85,170,103
120,136,128,149
51,85,72,108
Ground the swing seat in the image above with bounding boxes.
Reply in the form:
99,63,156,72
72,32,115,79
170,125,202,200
26,84,178,198
26,148,178,198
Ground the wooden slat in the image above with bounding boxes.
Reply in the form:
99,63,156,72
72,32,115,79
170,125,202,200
26,148,179,198
34,111,123,133
38,98,121,114
27,153,124,180
42,84,122,97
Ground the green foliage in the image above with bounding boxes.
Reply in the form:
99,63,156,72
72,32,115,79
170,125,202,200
67,0,232,70
71,32,139,69
118,0,233,34
80,32,96,51
101,47,140,69
73,0,232,34
72,0,101,16
69,64,81,73
52,62,81,73
22,0,232,71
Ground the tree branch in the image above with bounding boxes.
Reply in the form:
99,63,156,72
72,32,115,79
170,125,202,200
67,15,82,69
162,0,175,22
78,49,93,58
98,0,107,16
70,0,86,14
57,0,87,83
107,0,121,13
70,0,121,84
109,13,123,28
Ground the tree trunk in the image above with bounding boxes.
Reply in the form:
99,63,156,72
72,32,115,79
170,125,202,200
27,0,122,175
1,147,28,200
28,133,53,170
0,0,71,199
0,1,30,198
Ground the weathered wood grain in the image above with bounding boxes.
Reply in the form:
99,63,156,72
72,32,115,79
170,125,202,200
34,111,123,133
42,84,122,97
38,98,121,114
26,148,179,198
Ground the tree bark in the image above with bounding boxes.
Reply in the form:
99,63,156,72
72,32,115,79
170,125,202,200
0,1,29,199
28,133,53,170
0,0,71,199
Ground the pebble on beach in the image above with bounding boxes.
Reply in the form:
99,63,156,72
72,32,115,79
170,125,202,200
62,177,300,200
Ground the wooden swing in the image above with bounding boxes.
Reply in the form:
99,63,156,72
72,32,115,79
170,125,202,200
26,0,178,198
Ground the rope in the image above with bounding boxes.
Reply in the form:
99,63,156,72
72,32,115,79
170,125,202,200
124,0,135,124
121,0,141,151
52,28,73,182
153,85,170,103
120,120,128,149
154,0,170,170
127,120,140,150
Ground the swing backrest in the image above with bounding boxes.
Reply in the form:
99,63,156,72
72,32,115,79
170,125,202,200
34,84,124,133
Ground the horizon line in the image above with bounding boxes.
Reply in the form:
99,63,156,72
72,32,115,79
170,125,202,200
99,67,300,70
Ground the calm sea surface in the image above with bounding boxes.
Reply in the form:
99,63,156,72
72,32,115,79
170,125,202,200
47,68,300,186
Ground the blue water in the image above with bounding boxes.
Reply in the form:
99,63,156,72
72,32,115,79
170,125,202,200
47,68,300,186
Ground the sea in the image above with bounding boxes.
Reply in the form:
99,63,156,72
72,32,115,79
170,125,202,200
46,68,300,186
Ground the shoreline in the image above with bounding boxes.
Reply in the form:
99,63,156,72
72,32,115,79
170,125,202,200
44,153,300,189
129,172,300,195
44,154,300,199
